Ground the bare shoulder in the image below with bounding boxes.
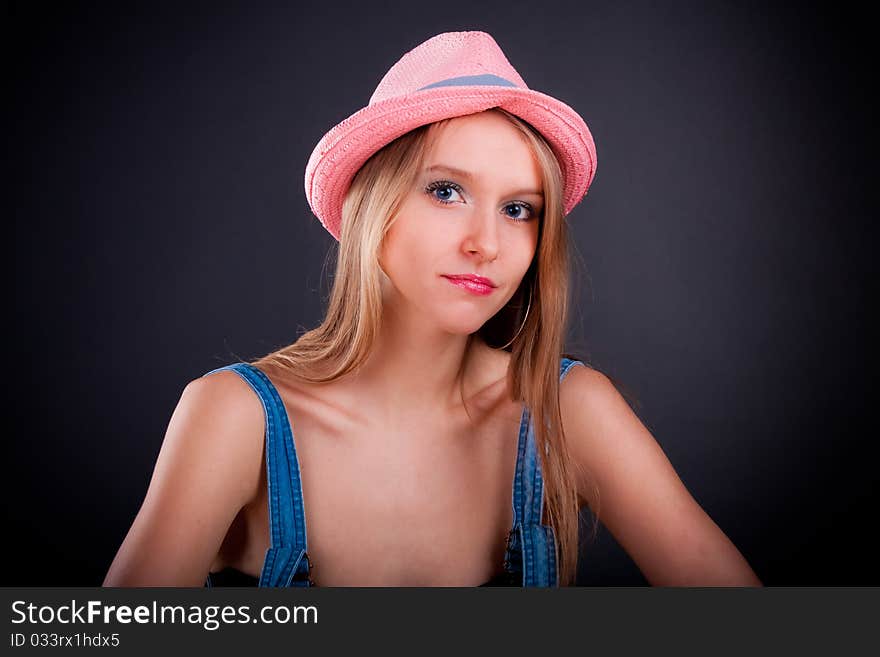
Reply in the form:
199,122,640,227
182,367,264,420
174,369,266,501
557,362,762,586
103,368,266,585
559,361,681,506
559,363,636,434
558,363,638,495
559,361,619,404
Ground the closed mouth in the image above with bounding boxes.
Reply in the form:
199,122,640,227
442,274,497,288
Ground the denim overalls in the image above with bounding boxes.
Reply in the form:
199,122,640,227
203,356,583,587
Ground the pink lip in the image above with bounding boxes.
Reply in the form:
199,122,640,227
442,274,496,296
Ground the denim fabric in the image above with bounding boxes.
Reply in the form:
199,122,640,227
203,356,584,587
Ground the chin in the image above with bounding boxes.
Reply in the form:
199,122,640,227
431,312,488,336
433,313,490,337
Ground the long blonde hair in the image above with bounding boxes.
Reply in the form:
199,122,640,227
254,108,595,584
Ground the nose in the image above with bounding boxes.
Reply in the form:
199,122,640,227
462,206,500,263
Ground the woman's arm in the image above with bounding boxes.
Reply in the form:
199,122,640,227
103,370,265,586
560,365,762,586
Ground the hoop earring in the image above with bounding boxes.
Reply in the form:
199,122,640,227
498,284,533,350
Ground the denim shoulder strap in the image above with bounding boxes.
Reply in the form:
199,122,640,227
201,363,312,587
509,356,585,587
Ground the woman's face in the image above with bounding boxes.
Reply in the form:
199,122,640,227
379,111,543,336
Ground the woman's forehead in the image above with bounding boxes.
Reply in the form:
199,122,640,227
427,111,528,150
423,113,543,189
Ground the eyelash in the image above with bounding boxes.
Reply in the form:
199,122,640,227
423,180,536,222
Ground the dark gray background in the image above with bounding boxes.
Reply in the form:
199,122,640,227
8,0,875,586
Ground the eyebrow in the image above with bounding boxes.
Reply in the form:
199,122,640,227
423,164,544,197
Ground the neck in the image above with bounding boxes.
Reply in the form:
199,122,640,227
342,284,509,421
353,314,472,419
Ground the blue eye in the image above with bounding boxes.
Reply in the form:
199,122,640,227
425,180,464,205
504,203,534,222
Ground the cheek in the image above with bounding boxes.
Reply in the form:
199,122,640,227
380,218,438,285
508,229,539,275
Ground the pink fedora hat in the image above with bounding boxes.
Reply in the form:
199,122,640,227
304,31,597,240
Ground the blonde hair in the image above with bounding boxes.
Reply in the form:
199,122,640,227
254,108,597,585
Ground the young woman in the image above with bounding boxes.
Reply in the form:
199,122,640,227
104,31,761,587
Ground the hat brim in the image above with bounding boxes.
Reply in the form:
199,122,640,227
304,85,597,240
